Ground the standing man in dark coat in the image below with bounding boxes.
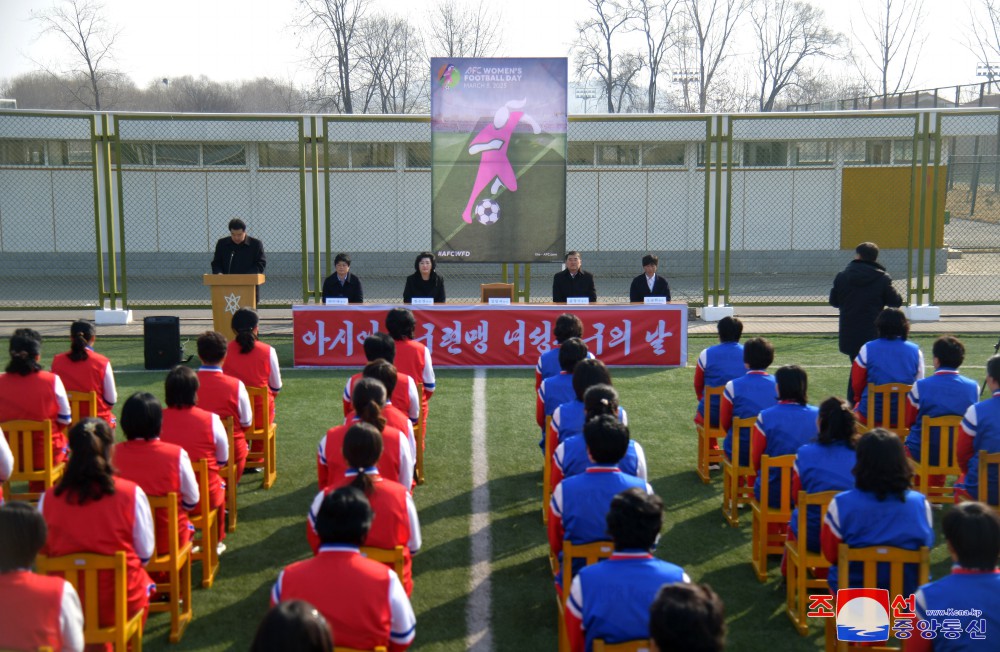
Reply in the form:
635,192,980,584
552,251,597,303
211,218,266,275
321,252,364,303
829,241,903,400
629,253,671,302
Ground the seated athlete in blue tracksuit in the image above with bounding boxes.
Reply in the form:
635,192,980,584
565,487,689,652
911,501,1000,652
720,337,777,466
852,307,925,427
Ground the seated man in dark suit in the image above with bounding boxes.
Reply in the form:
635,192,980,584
321,252,364,303
629,253,671,303
553,251,597,303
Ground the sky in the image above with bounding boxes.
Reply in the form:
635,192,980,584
0,0,986,103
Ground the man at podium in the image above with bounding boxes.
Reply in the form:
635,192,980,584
211,218,266,275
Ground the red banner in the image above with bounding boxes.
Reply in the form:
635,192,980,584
292,304,687,367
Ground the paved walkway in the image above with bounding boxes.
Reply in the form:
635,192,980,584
2,305,998,339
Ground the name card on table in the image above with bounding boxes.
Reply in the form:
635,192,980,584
644,296,667,305
488,297,511,305
567,297,590,305
412,297,435,305
325,297,348,305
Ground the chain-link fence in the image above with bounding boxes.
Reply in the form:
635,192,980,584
113,114,304,307
0,111,99,307
1,108,998,308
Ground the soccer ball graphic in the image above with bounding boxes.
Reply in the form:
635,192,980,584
475,198,500,225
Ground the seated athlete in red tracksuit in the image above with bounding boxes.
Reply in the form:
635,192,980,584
272,486,416,652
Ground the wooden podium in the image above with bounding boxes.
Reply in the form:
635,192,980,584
203,274,265,340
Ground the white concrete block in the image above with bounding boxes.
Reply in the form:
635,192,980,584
94,309,133,325
701,305,735,321
905,305,940,322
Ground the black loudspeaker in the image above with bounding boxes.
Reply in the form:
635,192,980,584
144,316,181,370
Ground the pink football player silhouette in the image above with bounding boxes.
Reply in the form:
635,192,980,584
462,99,541,224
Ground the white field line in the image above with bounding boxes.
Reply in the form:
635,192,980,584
466,368,493,652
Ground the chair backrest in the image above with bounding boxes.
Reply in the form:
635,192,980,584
67,390,98,426
334,646,388,652
836,543,930,595
361,545,405,578
480,283,515,302
758,455,796,513
703,385,725,435
978,451,1000,509
563,540,614,600
413,381,425,485
866,383,912,434
245,386,272,436
731,416,757,471
593,639,652,652
36,550,135,649
917,415,963,501
146,492,183,561
191,458,212,516
794,490,839,556
0,419,59,501
919,415,962,470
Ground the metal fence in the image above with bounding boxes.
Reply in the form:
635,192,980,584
1,108,998,309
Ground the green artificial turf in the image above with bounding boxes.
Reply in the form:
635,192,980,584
31,332,999,651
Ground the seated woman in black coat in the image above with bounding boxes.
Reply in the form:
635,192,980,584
403,252,446,303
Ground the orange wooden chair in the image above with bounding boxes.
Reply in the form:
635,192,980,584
865,383,912,437
361,545,405,579
189,458,221,589
0,419,65,503
696,386,726,483
824,544,930,652
558,540,615,652
785,490,838,636
246,386,277,489
978,450,1000,511
218,416,238,532
66,390,97,427
414,381,425,485
915,415,963,504
751,454,795,582
36,551,144,652
335,646,388,652
721,416,757,527
146,493,194,642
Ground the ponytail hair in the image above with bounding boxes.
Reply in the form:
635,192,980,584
68,320,95,362
343,422,383,496
6,331,42,376
817,396,858,448
55,418,116,504
352,377,387,432
583,383,619,419
231,308,259,354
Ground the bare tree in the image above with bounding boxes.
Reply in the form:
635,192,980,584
751,0,843,111
356,15,429,113
968,0,1000,83
31,0,125,110
427,0,502,57
636,0,681,112
850,0,925,100
161,76,238,113
574,0,644,113
681,0,751,113
297,0,367,114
